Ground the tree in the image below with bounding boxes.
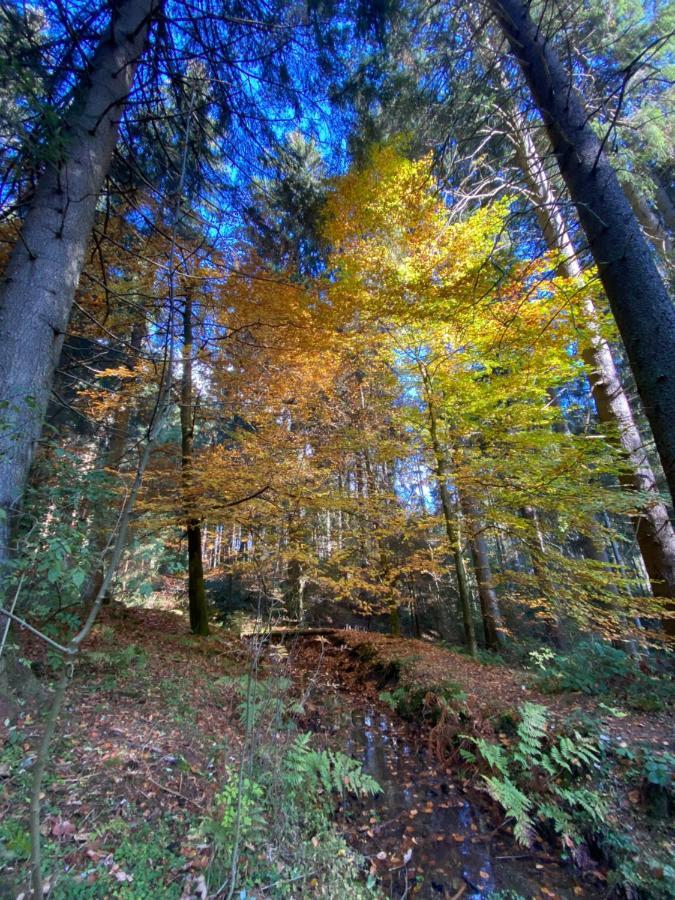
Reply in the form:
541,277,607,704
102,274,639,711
180,282,209,635
324,146,652,643
0,0,327,565
487,0,675,507
0,0,159,563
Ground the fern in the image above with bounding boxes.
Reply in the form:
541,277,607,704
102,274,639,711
459,748,477,764
514,702,548,767
553,786,607,824
483,775,534,847
549,733,598,774
474,738,509,776
537,801,578,842
470,702,605,856
283,733,381,799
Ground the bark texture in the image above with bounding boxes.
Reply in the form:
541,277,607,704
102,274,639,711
0,0,158,562
490,0,675,509
507,104,675,635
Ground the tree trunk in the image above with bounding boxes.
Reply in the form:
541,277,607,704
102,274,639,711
81,321,145,608
652,172,675,236
420,367,477,654
181,289,208,636
622,180,673,265
490,0,675,509
520,505,563,644
0,0,158,564
505,100,675,637
284,544,305,623
461,494,505,650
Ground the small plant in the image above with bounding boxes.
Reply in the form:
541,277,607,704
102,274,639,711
205,770,266,850
0,819,31,863
378,679,466,722
50,816,185,898
528,646,555,671
284,731,382,799
84,643,148,674
218,674,302,729
463,702,605,849
202,671,381,898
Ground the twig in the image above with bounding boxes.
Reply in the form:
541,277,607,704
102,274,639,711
143,775,204,810
0,572,25,659
0,607,75,656
260,871,316,892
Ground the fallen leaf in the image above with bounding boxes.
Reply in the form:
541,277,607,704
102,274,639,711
52,819,76,838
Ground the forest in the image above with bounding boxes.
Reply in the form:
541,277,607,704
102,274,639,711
0,0,673,897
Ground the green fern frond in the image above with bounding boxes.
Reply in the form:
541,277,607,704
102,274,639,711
514,702,548,767
483,775,534,847
474,738,509,775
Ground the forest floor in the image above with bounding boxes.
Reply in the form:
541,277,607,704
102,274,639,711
1,593,673,898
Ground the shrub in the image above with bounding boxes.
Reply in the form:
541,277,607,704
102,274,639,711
535,641,674,710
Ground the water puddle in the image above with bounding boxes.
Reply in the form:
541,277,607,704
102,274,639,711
342,707,597,899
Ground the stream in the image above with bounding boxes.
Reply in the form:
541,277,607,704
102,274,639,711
338,706,598,899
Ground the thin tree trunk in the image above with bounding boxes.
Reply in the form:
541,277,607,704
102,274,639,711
81,321,145,608
420,366,477,654
505,100,675,636
0,0,158,564
284,512,305,622
461,494,505,650
622,180,673,265
490,0,675,508
181,289,209,636
520,505,563,644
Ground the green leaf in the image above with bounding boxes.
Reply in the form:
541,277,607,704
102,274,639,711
71,569,85,588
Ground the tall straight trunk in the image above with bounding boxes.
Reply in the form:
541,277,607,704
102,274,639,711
490,0,675,508
520,505,563,644
284,509,305,622
181,290,208,636
0,0,158,564
505,101,675,636
461,494,505,650
420,367,477,654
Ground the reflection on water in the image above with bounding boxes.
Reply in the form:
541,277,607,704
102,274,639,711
345,708,595,899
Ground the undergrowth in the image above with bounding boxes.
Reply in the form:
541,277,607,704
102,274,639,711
462,702,674,898
205,672,381,897
532,640,674,711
